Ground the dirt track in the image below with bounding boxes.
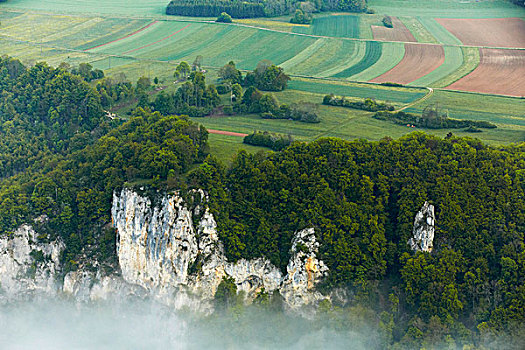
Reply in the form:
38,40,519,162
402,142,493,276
208,129,248,137
370,43,444,85
436,18,525,48
372,17,416,42
447,49,525,97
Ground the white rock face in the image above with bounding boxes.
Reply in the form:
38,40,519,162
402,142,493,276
0,189,331,311
112,189,329,311
408,201,435,252
281,228,329,309
0,224,63,300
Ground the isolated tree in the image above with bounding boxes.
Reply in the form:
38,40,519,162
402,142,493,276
192,55,203,72
216,12,233,23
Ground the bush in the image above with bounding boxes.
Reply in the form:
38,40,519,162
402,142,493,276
216,84,231,95
323,94,395,112
216,12,233,23
382,15,393,28
243,131,293,151
223,105,234,115
290,9,312,24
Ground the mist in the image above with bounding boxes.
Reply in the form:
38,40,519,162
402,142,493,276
0,299,372,349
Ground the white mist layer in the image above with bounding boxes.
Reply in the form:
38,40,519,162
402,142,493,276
0,299,367,350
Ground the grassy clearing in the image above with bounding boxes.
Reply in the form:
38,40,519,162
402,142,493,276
431,47,480,88
288,77,427,103
417,17,462,45
409,45,464,87
206,133,267,164
349,41,405,81
293,15,360,38
398,17,438,44
333,41,382,79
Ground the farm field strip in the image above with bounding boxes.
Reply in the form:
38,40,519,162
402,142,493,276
370,43,445,85
447,48,525,97
409,46,463,87
74,18,153,50
294,15,360,38
316,41,366,77
279,39,326,71
430,47,480,88
371,17,416,42
288,78,427,103
333,41,382,79
368,0,525,18
398,17,439,44
121,24,191,55
349,42,405,81
0,12,87,42
90,21,194,56
436,18,525,49
85,20,157,51
417,17,462,45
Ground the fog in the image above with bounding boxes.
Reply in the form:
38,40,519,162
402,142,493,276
0,299,370,349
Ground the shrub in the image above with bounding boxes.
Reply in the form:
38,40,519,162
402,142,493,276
382,15,393,28
216,12,233,23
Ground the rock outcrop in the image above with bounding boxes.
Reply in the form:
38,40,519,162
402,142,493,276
112,188,329,311
0,224,63,301
408,201,435,252
0,188,331,312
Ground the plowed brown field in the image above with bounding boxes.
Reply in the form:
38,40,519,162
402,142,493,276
372,17,416,42
436,18,525,48
370,43,444,85
447,49,525,96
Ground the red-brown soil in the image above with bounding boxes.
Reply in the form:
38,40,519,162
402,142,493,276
447,48,525,97
208,129,248,137
436,18,525,48
370,43,445,85
371,17,416,42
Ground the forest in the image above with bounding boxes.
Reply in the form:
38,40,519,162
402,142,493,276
0,56,523,348
166,0,368,18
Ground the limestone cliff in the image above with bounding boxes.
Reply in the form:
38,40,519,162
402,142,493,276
408,201,435,252
0,188,330,312
0,224,63,301
111,188,328,311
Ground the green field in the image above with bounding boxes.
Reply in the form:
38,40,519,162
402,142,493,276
293,15,360,38
349,41,405,81
332,41,382,78
288,78,427,104
0,0,523,156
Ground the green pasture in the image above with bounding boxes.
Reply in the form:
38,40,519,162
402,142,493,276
0,0,168,16
332,41,382,79
409,46,464,87
206,133,267,164
293,15,360,38
368,0,525,18
349,41,405,81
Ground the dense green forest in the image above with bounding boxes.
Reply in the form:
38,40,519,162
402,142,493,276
191,134,524,348
166,0,368,18
0,56,523,348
